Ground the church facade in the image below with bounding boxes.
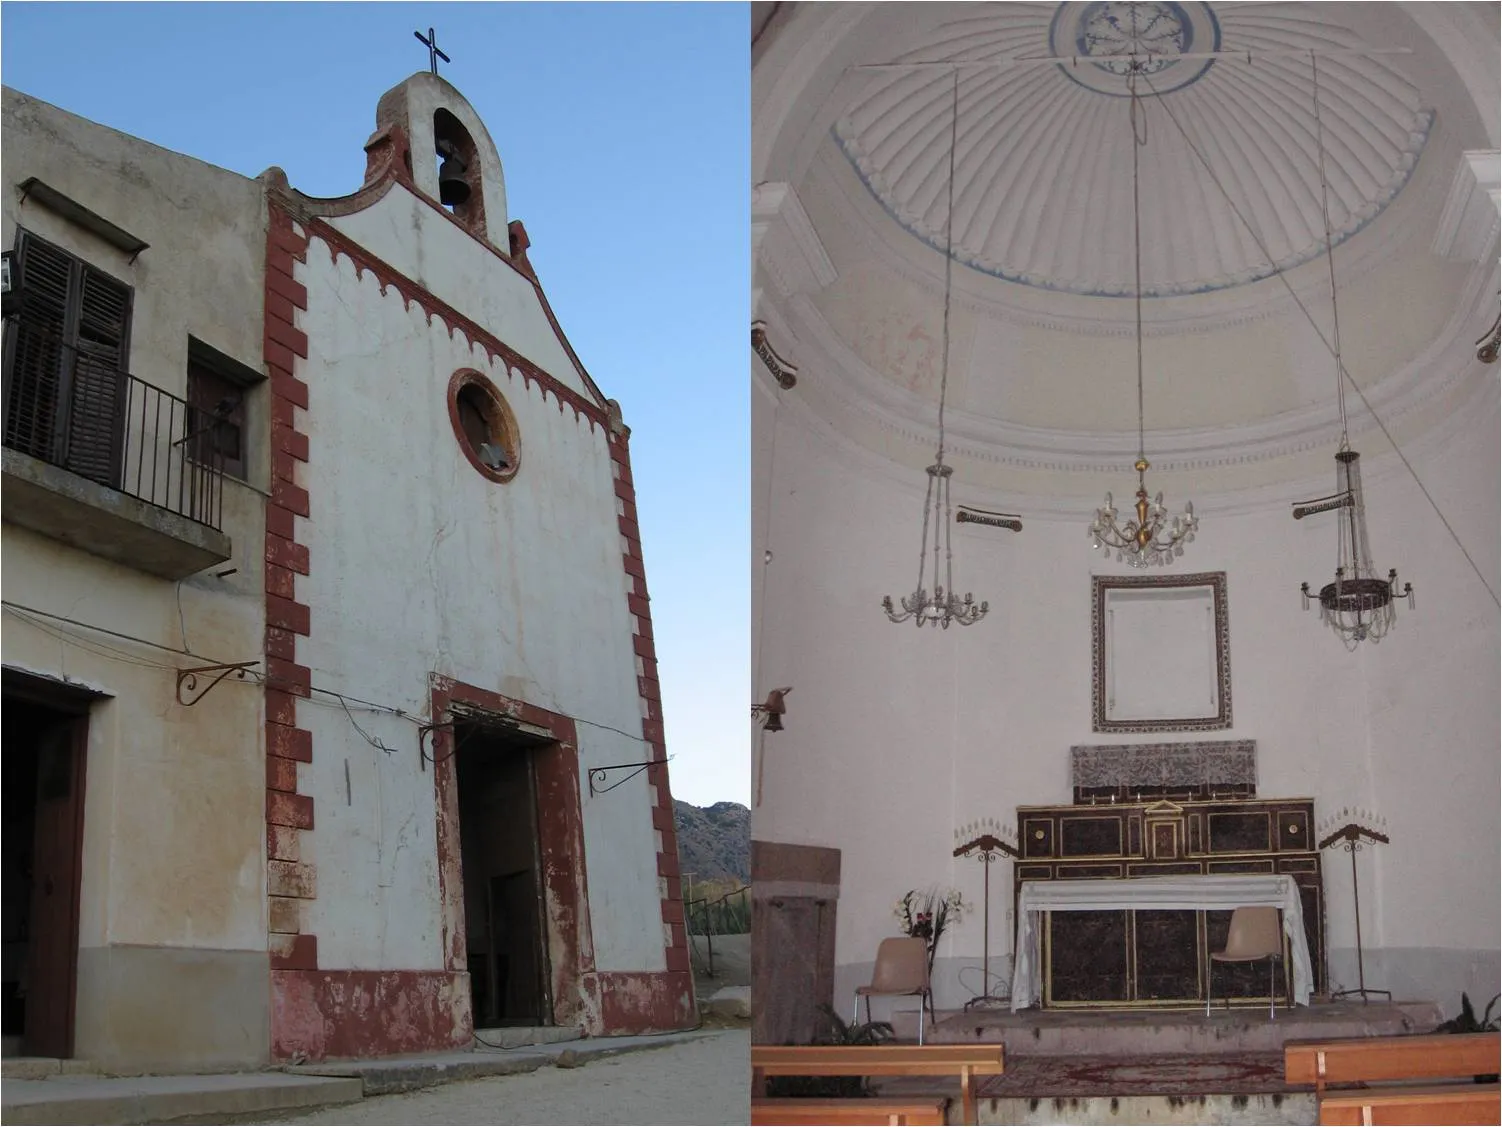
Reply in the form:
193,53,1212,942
2,73,692,1072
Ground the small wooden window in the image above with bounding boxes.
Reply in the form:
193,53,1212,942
185,362,246,481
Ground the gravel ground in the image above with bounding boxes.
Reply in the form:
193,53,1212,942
270,1030,749,1126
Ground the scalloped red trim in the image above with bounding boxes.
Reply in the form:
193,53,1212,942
301,215,608,433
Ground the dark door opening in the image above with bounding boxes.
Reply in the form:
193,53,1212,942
2,686,89,1058
454,719,553,1028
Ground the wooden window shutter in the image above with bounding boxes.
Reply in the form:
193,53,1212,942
63,265,130,486
4,234,73,461
3,232,131,487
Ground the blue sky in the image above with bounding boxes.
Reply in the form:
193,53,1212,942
2,2,750,807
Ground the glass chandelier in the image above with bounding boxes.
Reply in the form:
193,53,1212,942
1088,67,1198,568
883,71,987,629
1294,54,1412,647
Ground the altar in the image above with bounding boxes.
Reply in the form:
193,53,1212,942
1011,873,1315,1010
1009,742,1327,1010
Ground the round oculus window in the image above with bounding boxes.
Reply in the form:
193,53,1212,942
446,370,520,482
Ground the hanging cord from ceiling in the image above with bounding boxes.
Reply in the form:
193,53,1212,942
1129,69,1148,466
1140,65,1499,608
934,67,959,595
1310,53,1350,454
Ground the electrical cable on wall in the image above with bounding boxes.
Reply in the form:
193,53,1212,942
4,601,662,773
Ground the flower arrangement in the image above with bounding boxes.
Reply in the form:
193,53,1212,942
892,886,966,972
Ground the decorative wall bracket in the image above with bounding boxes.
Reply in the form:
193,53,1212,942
589,758,665,796
176,661,258,706
417,719,457,772
752,321,798,389
956,506,1023,532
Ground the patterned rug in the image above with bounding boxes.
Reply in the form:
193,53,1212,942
976,1053,1292,1098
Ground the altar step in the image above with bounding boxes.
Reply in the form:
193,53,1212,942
891,999,1443,1056
981,1091,1313,1126
875,1051,1316,1125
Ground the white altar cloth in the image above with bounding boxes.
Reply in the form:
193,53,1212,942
1010,874,1313,1011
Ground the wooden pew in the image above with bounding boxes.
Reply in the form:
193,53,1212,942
751,1043,1005,1125
1318,1083,1500,1125
750,1097,949,1125
1285,1032,1500,1125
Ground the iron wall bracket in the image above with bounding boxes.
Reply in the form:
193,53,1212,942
176,661,258,706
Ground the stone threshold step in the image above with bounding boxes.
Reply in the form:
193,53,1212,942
288,1029,710,1097
1,1071,362,1127
2,1057,102,1081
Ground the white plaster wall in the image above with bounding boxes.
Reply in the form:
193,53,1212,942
328,188,593,401
754,373,1499,1010
295,237,663,973
2,512,267,954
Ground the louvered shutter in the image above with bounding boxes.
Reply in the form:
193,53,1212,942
2,233,130,487
4,235,72,461
63,266,129,486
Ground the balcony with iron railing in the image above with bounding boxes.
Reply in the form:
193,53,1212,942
2,328,234,579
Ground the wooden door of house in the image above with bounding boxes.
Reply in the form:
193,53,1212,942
25,715,88,1057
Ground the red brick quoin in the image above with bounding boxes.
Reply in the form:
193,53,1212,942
608,421,697,1030
261,201,337,1057
262,203,322,1056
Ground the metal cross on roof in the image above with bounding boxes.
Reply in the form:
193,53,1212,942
414,27,450,76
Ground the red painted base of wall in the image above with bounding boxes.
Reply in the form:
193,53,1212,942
271,969,470,1061
595,970,696,1033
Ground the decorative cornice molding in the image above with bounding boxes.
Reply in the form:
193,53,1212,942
765,321,1499,524
753,181,838,300
779,247,1498,479
1433,149,1502,260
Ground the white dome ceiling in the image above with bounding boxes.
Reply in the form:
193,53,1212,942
834,2,1431,297
753,2,1500,498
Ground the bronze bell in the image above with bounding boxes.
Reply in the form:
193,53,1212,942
762,712,783,733
438,152,470,207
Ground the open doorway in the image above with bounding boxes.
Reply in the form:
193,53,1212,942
2,673,91,1059
454,717,554,1027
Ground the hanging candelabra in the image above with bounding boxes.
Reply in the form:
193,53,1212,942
1088,67,1198,568
1293,54,1413,647
883,70,991,628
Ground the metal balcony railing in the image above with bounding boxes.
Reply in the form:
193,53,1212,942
3,327,228,531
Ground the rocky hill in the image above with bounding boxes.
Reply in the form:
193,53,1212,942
674,799,750,884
